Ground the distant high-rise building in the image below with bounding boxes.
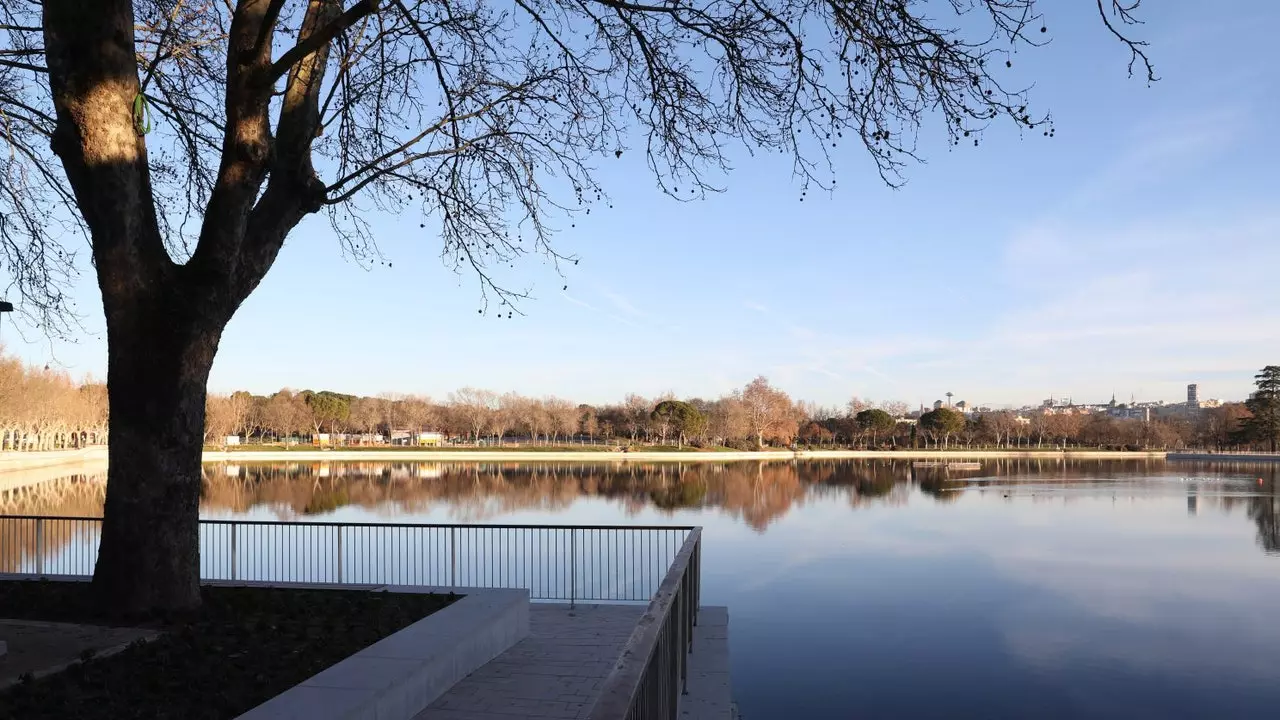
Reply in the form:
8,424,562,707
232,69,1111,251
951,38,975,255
933,400,944,410
1187,383,1199,405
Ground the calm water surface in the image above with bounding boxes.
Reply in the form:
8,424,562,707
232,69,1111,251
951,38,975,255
5,458,1280,719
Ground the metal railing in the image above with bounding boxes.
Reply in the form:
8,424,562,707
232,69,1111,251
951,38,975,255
0,515,694,603
588,527,702,720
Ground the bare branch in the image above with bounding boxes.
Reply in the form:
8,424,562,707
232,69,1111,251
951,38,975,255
268,0,379,80
1096,0,1157,83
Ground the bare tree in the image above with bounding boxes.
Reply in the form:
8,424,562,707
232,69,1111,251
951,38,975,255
262,389,307,442
224,391,254,440
578,404,598,441
1,0,1152,612
399,395,437,436
348,397,381,437
740,376,797,448
490,392,524,443
846,397,874,417
508,396,539,443
708,396,749,446
544,397,578,443
449,387,496,442
203,394,235,446
623,394,650,443
879,401,910,418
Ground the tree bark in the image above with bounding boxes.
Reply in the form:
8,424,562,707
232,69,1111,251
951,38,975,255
93,298,222,616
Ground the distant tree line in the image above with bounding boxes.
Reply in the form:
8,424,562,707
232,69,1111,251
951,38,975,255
4,348,1280,453
204,376,805,449
0,352,107,451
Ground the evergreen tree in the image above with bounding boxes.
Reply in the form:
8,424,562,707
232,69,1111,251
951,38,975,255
1241,366,1280,452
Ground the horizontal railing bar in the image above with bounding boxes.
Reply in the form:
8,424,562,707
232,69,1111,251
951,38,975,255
0,515,696,531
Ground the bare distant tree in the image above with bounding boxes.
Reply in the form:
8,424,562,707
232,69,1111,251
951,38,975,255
449,388,496,442
374,393,402,434
740,377,797,448
544,397,579,443
224,391,254,439
399,396,437,435
348,397,381,437
709,396,749,446
879,401,910,418
490,392,524,443
623,394,650,443
203,395,235,447
578,405,599,441
260,390,294,441
847,397,874,417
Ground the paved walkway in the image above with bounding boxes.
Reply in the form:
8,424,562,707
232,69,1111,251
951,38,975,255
681,607,733,720
415,603,644,720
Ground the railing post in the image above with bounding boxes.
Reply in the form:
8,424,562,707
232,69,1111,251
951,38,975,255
34,517,43,575
569,528,578,609
450,526,457,587
336,526,344,584
681,575,689,696
693,538,701,627
230,523,238,581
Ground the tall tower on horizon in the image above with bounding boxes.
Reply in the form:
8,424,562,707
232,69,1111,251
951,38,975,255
1187,383,1199,406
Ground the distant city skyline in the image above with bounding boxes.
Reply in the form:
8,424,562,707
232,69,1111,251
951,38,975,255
2,1,1277,410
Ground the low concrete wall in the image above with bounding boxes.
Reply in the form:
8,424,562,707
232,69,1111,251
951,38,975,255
0,447,107,475
235,584,529,720
1168,452,1280,463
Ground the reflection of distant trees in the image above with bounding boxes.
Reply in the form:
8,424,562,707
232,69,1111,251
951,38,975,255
5,459,1280,550
194,461,917,530
1250,492,1278,555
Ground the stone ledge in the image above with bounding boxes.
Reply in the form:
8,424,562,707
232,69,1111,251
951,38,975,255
234,585,529,720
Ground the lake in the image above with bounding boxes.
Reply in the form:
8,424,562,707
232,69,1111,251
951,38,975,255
3,457,1279,718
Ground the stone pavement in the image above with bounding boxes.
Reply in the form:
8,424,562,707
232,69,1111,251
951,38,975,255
415,603,643,720
680,607,732,720
414,603,735,720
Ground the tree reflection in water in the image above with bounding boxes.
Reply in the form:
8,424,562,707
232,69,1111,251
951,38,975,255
2,459,1278,570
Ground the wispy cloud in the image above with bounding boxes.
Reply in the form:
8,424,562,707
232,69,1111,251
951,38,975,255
560,292,596,311
598,287,647,319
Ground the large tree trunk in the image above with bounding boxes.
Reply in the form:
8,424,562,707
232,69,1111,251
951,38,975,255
42,0,357,616
93,302,222,616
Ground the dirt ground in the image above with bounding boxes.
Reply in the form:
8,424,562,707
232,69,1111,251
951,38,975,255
0,619,157,689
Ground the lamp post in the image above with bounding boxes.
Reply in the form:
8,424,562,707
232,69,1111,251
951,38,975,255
0,300,12,343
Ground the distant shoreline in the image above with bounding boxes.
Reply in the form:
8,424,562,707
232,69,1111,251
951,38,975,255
0,447,1184,476
200,448,1170,463
1165,452,1280,463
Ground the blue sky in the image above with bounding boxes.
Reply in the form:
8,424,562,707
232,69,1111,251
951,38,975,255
4,0,1278,409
